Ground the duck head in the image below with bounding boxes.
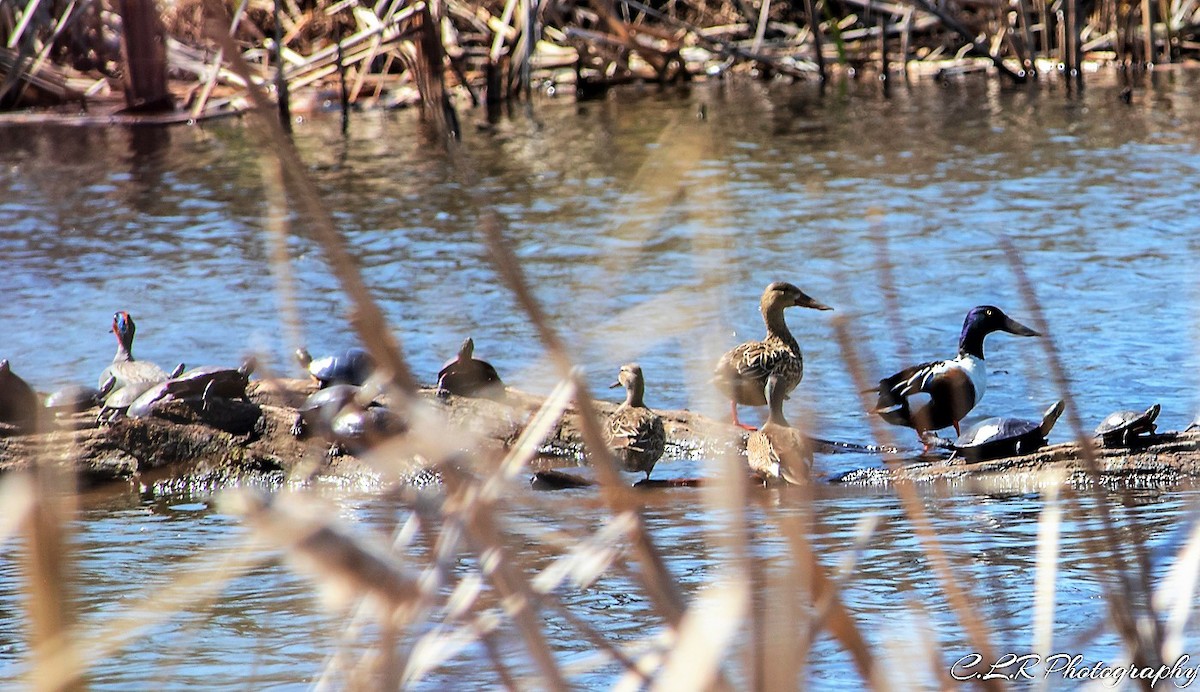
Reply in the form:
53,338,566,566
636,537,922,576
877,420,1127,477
761,281,833,313
958,306,1040,358
609,363,646,406
112,311,137,351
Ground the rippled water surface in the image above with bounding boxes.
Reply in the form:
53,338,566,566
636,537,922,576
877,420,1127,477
2,71,1200,687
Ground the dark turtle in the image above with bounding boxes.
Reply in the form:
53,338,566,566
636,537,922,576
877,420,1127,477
436,338,504,400
98,378,159,423
330,405,407,453
0,360,39,435
953,400,1065,462
1095,404,1161,447
171,357,256,400
291,384,361,438
45,384,106,415
295,347,374,387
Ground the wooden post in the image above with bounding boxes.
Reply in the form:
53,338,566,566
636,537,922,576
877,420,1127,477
803,0,827,84
117,0,173,112
411,2,461,140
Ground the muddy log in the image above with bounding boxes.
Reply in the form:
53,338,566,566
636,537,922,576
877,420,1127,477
6,378,1200,491
835,433,1200,489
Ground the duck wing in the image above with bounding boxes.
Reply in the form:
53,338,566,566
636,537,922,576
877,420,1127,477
875,359,975,430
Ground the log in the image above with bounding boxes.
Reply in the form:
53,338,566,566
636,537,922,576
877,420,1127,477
6,377,1200,492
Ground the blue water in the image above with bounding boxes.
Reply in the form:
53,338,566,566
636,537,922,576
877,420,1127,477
2,70,1200,687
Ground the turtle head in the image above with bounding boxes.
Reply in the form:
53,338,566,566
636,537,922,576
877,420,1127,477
0,359,9,375
459,338,475,360
959,306,1039,358
762,281,833,312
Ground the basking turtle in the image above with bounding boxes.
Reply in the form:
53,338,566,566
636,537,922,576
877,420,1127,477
97,377,160,424
98,311,176,391
0,360,39,435
953,400,1065,462
1095,404,1160,447
436,338,505,400
330,404,407,454
295,346,374,387
291,384,361,438
45,384,106,415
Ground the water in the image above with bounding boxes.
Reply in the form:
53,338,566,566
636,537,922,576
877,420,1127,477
2,70,1200,686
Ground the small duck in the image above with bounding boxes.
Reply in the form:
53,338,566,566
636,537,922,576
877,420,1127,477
0,359,39,434
714,281,832,430
604,363,666,481
746,380,812,485
436,337,505,400
98,311,175,393
870,305,1040,445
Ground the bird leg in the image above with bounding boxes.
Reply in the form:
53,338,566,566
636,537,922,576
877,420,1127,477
730,400,757,431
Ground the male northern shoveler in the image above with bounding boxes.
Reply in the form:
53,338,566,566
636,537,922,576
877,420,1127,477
605,363,666,481
871,305,1040,445
746,378,813,486
714,281,832,430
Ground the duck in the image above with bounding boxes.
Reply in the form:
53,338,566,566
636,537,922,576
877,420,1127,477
0,359,39,434
436,337,505,400
870,305,1040,445
713,281,832,430
604,363,666,481
97,311,177,393
745,379,812,485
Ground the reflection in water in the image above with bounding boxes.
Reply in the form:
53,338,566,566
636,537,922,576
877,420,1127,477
1,71,1200,686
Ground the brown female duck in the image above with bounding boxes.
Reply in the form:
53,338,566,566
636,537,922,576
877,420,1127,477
745,379,812,485
714,281,831,430
604,363,666,481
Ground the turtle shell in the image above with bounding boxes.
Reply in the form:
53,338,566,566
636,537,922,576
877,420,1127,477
954,400,1065,462
307,348,374,387
1095,404,1160,445
45,384,103,414
167,360,254,399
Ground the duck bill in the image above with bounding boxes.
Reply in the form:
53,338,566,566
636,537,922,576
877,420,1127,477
1002,315,1040,337
609,381,622,389
797,293,834,311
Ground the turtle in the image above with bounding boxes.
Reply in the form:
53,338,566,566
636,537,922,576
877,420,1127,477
295,346,374,387
952,400,1066,462
1094,404,1161,447
0,359,39,435
97,378,160,424
129,357,259,419
44,384,106,415
291,384,361,438
436,338,505,400
329,404,407,454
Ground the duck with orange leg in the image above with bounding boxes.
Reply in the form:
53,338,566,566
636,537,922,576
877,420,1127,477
714,281,832,431
870,305,1040,450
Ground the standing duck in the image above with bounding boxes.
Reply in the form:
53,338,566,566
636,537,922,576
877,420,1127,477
604,363,666,481
0,360,39,434
871,305,1040,444
98,311,173,391
714,281,832,430
746,380,812,485
436,337,505,400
